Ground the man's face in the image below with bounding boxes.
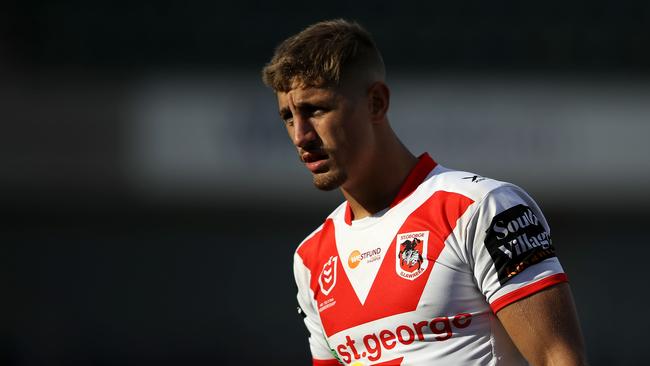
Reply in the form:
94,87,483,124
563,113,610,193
276,83,372,191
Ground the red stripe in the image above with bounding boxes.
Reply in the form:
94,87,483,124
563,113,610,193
490,273,569,313
312,358,341,366
344,153,436,225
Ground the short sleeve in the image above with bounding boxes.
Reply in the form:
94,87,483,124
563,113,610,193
465,185,568,313
293,252,341,365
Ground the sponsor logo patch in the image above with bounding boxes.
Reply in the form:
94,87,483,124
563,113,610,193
348,248,382,269
348,250,362,269
334,312,472,364
318,256,338,296
395,231,429,280
484,204,556,284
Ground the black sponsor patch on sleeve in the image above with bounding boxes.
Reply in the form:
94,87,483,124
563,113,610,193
484,204,556,284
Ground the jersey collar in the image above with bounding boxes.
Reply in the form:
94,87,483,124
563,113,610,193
344,153,437,225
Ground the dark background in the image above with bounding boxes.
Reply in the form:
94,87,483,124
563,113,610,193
3,1,650,365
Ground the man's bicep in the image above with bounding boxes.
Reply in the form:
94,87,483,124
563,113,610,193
496,282,587,366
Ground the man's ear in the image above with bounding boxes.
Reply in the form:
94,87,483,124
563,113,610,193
368,81,390,122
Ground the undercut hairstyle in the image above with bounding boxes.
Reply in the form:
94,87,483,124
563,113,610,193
262,19,385,92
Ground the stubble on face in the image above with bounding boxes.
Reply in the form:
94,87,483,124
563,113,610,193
296,139,348,191
311,162,348,191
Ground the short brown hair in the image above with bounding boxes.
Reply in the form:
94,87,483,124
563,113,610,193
261,19,385,92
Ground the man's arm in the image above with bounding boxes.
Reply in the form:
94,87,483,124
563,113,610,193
496,282,588,366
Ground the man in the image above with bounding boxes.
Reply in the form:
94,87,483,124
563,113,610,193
262,19,586,366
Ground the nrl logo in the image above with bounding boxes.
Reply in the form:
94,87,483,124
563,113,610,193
395,231,429,280
318,256,338,296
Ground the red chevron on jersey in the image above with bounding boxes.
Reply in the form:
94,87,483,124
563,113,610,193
301,191,474,337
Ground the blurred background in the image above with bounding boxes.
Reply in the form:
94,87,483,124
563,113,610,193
3,1,649,365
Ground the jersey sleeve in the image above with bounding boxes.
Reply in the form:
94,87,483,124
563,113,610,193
464,185,568,313
293,252,340,365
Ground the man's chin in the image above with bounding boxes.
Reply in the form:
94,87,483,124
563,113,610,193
312,171,347,191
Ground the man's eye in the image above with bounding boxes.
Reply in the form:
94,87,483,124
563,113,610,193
280,112,293,125
311,109,327,118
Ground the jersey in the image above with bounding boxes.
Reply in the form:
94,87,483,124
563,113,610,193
293,153,567,366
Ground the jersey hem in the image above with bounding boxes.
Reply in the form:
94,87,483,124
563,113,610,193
490,273,568,313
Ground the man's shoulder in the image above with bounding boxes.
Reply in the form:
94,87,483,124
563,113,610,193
427,165,545,231
427,165,520,203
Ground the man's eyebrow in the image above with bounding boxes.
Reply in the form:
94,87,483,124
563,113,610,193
279,101,317,116
293,100,326,110
279,107,291,117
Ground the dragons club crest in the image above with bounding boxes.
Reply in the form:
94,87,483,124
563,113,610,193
395,231,429,280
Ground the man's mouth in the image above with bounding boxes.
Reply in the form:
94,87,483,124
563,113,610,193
301,151,329,173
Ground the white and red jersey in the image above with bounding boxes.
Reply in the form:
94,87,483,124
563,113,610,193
293,153,567,366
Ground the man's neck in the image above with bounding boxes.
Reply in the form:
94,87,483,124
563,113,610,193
341,142,418,221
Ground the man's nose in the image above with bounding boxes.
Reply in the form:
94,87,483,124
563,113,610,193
292,114,317,148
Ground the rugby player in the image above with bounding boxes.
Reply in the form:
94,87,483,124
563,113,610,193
262,19,587,365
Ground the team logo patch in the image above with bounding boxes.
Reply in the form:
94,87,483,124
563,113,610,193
484,204,556,284
318,256,338,296
395,231,429,280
